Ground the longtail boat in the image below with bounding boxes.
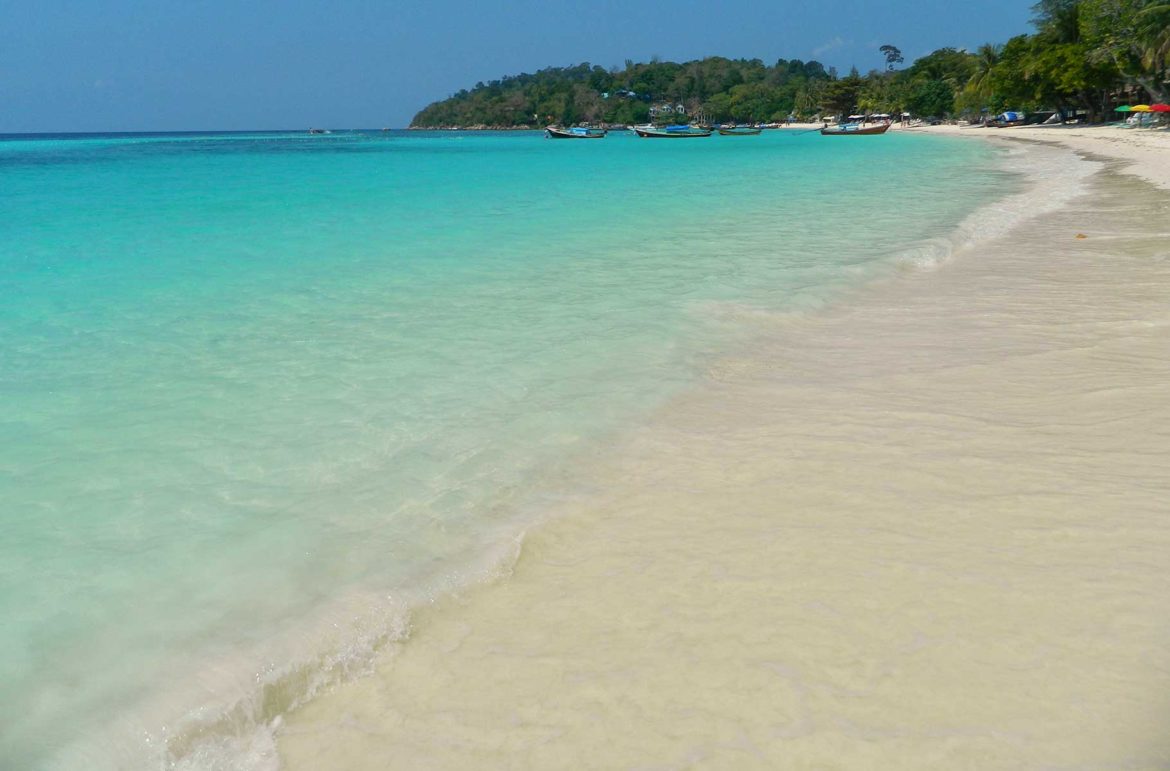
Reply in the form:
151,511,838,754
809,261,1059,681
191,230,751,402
546,126,607,139
632,124,713,138
819,123,890,136
717,126,762,136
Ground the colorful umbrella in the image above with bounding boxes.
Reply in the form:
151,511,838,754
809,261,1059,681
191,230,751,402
1151,103,1170,113
1115,105,1132,112
1131,104,1152,112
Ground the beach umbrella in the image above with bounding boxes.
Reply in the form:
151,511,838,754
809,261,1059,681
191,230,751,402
1151,104,1170,112
1131,105,1152,112
1114,105,1132,112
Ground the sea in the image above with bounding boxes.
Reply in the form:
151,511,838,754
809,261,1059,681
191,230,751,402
0,128,1019,769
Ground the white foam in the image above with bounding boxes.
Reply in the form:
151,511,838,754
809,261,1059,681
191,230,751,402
43,531,527,771
271,142,1170,771
12,133,1083,771
894,140,1098,269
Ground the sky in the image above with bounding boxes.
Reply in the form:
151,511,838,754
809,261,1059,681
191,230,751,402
1,0,1035,132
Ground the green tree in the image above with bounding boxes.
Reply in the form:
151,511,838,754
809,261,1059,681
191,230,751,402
879,44,905,70
969,43,1003,99
984,35,1041,109
702,93,733,121
821,69,864,115
1079,0,1169,102
906,79,956,116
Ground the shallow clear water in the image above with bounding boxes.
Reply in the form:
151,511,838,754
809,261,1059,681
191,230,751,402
0,129,1011,768
277,154,1170,771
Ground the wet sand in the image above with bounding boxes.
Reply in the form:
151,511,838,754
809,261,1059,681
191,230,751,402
913,122,1170,191
276,139,1170,769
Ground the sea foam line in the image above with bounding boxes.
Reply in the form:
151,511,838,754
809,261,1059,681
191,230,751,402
894,139,1099,270
43,531,527,771
39,135,1095,771
157,137,1096,771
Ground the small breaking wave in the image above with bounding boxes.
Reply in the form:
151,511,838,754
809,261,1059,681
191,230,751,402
44,531,527,771
894,140,1099,270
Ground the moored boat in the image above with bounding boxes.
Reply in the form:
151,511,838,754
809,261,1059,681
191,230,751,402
632,124,713,138
545,125,607,139
717,126,762,136
819,123,890,136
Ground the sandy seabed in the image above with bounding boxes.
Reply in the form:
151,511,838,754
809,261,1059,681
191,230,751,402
275,130,1170,770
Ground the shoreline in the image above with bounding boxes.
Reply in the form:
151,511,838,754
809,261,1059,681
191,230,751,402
17,125,1013,771
902,122,1170,191
274,131,1170,768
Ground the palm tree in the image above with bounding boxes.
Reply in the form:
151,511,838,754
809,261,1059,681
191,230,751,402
1136,2,1170,100
1032,0,1082,43
967,43,1003,99
1080,0,1169,103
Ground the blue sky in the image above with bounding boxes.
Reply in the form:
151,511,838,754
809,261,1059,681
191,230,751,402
2,0,1033,132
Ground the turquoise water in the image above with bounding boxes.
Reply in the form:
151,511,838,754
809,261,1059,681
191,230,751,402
0,129,1012,769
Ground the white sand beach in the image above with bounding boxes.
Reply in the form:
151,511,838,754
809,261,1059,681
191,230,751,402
276,132,1170,769
913,122,1170,190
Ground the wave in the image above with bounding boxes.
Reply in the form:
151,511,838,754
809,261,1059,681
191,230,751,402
894,140,1099,270
19,132,1101,771
147,137,1099,771
44,532,526,771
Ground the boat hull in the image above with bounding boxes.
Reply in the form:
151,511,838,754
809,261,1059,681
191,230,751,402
819,123,890,136
632,125,713,138
717,127,762,136
545,126,606,139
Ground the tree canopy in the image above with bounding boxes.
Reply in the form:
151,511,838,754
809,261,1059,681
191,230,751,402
969,0,1168,118
410,1,1170,128
410,58,831,127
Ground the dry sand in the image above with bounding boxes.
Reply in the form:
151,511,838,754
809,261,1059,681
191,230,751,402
275,131,1170,770
909,122,1170,191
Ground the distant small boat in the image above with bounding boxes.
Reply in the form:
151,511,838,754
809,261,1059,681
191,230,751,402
545,125,606,139
989,111,1027,127
819,123,890,136
308,128,330,135
632,124,713,138
717,126,762,136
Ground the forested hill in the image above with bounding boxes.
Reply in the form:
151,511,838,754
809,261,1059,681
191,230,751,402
408,58,833,128
411,2,1170,130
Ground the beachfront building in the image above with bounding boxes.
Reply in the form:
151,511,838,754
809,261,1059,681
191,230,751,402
649,103,688,119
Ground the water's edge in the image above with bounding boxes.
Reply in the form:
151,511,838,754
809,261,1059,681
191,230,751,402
0,129,1057,767
155,137,1094,771
277,140,1170,770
